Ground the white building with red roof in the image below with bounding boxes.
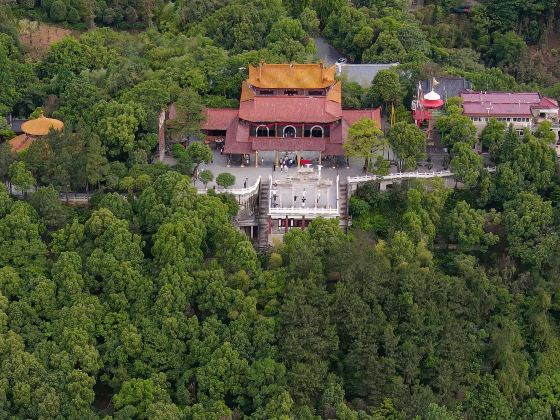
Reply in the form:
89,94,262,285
460,91,559,138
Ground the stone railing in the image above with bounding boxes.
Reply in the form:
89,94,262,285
197,176,261,196
348,167,496,184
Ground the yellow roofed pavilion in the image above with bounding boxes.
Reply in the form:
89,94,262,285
8,112,64,153
21,112,64,136
247,62,337,89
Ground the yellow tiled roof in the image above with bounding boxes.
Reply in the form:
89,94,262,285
240,81,256,102
247,63,337,89
327,82,342,104
9,134,34,153
21,112,64,136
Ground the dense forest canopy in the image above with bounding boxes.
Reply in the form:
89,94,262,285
2,0,560,418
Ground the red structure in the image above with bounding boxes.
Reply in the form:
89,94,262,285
202,62,381,166
412,80,447,145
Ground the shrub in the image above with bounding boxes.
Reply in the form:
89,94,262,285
269,252,283,268
67,6,81,24
49,0,67,21
349,196,370,218
199,169,213,187
19,0,36,10
125,6,138,23
216,172,235,189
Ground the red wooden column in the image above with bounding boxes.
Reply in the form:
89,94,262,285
285,216,289,233
301,215,305,230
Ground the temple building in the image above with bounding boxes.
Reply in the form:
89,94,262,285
202,62,381,166
8,112,63,153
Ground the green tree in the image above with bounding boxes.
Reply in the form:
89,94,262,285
465,375,513,420
94,100,146,157
216,172,236,189
362,32,406,63
50,1,68,22
387,122,426,171
199,169,213,188
299,7,320,35
447,201,497,248
0,143,14,180
8,161,35,195
489,31,527,68
449,142,482,188
480,118,506,159
503,192,557,267
343,118,385,170
436,113,477,149
535,120,557,144
368,69,403,110
29,186,70,230
166,88,204,143
86,135,108,191
186,142,212,177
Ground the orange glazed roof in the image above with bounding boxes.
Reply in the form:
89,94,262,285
327,82,342,104
9,134,35,153
248,63,336,89
21,112,63,136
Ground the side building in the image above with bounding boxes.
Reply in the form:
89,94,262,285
460,91,560,139
202,62,381,167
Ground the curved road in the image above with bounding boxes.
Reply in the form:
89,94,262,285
314,37,346,65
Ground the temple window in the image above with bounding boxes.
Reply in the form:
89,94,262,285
310,125,324,138
308,90,324,96
259,90,274,95
256,125,269,137
284,90,298,96
283,125,297,137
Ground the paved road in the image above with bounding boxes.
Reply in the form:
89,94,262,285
314,37,345,65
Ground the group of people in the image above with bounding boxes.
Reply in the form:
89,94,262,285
270,185,322,208
275,157,295,172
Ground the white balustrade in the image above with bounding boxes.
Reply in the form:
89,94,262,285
347,167,497,184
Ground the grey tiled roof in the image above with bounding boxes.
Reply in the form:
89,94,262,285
420,77,472,100
336,63,399,87
9,118,27,134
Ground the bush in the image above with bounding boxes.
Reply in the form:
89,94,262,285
19,0,36,10
49,0,67,21
199,169,213,187
269,252,283,268
67,6,80,24
125,6,138,23
348,196,370,218
97,192,133,221
216,172,235,189
353,213,389,237
218,193,239,218
102,7,115,25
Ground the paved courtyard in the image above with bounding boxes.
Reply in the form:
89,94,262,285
196,148,365,190
163,141,454,190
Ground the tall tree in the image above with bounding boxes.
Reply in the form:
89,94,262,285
387,122,426,171
166,88,204,144
86,134,108,192
503,192,558,267
185,142,212,178
8,161,34,196
343,118,385,170
449,142,482,188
